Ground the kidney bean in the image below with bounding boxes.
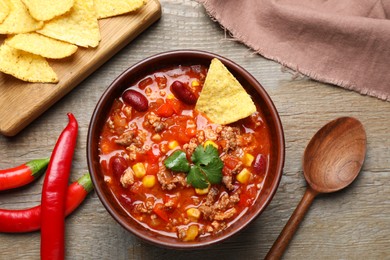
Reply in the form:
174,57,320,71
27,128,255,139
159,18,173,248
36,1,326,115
170,81,197,105
111,156,127,177
122,89,148,112
253,154,267,174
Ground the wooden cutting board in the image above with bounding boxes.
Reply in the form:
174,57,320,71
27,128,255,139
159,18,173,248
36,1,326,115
0,0,161,136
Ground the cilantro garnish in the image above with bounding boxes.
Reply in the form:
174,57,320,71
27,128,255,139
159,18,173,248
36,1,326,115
163,150,190,172
163,144,223,189
187,166,209,189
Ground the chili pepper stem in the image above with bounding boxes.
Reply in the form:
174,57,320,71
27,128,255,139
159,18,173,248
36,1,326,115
77,173,93,193
26,158,50,178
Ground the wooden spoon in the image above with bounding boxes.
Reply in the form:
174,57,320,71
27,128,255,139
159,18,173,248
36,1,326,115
265,117,367,259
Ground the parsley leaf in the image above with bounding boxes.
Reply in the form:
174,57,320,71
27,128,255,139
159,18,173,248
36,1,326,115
187,166,209,189
163,150,190,172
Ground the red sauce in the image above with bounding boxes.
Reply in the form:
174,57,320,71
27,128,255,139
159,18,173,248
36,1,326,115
98,65,271,241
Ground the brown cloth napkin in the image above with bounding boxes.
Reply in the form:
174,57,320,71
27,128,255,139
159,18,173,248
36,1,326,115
198,0,390,101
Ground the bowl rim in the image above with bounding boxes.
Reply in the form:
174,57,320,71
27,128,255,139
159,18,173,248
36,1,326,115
87,49,285,249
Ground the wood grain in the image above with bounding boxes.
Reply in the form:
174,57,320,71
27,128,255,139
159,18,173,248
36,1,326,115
0,0,389,259
0,0,161,137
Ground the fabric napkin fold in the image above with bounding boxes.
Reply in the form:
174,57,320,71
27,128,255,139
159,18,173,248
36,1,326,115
198,0,390,101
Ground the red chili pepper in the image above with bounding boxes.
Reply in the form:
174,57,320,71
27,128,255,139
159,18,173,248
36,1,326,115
0,173,93,233
41,113,78,260
0,158,49,191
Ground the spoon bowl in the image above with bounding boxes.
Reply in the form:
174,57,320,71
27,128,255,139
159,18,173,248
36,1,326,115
266,117,366,259
304,117,367,193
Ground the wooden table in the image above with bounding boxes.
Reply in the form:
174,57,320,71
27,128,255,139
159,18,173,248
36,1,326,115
1,1,389,259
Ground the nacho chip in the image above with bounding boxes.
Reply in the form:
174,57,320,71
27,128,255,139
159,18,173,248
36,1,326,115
0,0,43,34
21,0,74,21
94,0,146,19
37,0,100,48
6,33,78,59
195,58,256,125
0,43,58,83
0,0,10,24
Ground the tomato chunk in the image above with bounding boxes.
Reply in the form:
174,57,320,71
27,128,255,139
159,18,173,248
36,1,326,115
156,102,174,117
153,203,169,222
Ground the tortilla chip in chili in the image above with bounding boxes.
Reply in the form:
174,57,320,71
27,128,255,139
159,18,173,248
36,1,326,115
196,58,256,125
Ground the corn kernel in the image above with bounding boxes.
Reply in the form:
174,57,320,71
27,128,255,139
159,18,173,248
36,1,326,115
203,140,218,149
168,140,179,150
236,168,252,184
242,153,255,167
132,162,146,178
167,93,175,99
183,225,199,241
191,80,200,87
195,185,210,195
142,175,156,188
186,208,201,219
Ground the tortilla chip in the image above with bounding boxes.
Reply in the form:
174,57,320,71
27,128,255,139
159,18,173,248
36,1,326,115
6,33,78,59
21,0,74,21
0,0,43,34
0,0,10,24
0,43,58,83
94,0,146,19
37,0,100,48
195,58,256,125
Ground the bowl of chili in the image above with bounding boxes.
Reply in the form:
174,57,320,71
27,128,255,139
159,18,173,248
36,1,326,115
87,50,285,249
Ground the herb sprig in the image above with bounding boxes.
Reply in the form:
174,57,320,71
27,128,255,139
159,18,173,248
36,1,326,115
163,144,223,189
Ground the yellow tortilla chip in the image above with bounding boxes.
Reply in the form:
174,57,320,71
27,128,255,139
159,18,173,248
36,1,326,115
196,58,256,125
94,0,146,19
6,33,78,59
37,0,100,48
0,0,43,34
0,0,10,24
21,0,74,21
0,43,58,83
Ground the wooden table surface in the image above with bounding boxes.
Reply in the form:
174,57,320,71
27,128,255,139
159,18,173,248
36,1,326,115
1,1,389,259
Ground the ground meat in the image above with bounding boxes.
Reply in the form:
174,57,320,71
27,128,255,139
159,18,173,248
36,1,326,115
183,137,199,155
218,126,240,152
204,127,218,141
133,202,153,214
116,130,146,153
222,175,234,190
211,221,227,232
205,187,219,205
164,199,176,209
157,166,188,190
177,227,187,240
145,112,167,133
214,208,237,221
196,130,205,143
115,130,136,146
120,168,135,188
199,189,239,222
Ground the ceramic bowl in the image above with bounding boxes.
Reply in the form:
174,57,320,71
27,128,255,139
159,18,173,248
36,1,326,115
87,50,285,249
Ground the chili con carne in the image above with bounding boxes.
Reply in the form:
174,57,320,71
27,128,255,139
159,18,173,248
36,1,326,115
98,65,271,241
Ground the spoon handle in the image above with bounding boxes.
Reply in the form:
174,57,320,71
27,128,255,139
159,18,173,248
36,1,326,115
265,187,318,260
